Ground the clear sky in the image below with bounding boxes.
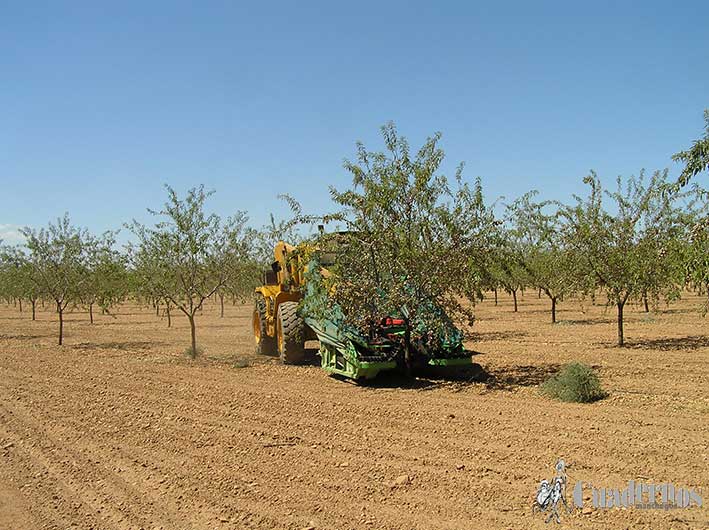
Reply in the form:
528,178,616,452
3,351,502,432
1,1,708,243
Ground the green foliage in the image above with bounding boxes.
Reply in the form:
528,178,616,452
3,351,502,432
0,246,40,308
505,191,578,321
316,124,485,344
82,231,130,319
541,362,607,403
454,178,503,303
562,170,685,345
20,214,93,344
673,109,709,188
255,211,303,266
127,185,254,353
683,191,709,313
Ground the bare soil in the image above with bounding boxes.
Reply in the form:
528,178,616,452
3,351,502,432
1,293,707,529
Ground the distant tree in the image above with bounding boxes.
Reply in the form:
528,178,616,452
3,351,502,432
216,212,259,316
127,185,251,357
255,212,302,266
0,246,37,314
128,242,172,325
488,240,529,312
20,215,91,345
562,170,682,346
673,109,709,188
82,232,130,323
683,187,709,312
454,178,503,306
506,192,578,323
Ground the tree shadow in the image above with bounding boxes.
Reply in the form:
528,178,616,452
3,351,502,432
208,323,242,330
468,330,528,342
482,363,561,391
656,308,693,315
626,335,709,351
0,333,52,341
556,318,614,326
101,320,159,326
72,341,165,351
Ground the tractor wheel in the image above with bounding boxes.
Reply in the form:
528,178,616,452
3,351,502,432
276,301,306,364
253,295,276,355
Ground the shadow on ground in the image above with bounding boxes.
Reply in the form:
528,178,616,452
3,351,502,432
556,318,614,326
0,333,53,341
482,363,561,391
468,330,528,342
72,340,165,351
626,335,709,351
358,362,489,391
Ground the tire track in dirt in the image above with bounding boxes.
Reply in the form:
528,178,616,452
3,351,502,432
0,399,179,528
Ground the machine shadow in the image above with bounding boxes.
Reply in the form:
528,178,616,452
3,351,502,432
482,363,561,391
357,360,489,390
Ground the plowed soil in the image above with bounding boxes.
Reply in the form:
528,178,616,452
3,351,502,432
1,293,707,529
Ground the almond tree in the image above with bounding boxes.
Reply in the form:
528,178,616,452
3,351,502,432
82,232,130,322
454,177,503,306
20,215,91,345
0,246,37,314
313,123,486,370
127,185,251,357
673,109,709,188
683,187,709,312
562,170,682,346
216,213,259,316
488,239,529,312
506,192,578,323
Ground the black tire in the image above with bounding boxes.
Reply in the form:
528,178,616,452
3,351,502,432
253,295,276,355
277,301,306,364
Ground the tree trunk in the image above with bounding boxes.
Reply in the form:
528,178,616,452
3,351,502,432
166,303,171,328
155,301,160,317
512,289,518,312
538,288,542,299
617,301,625,347
89,303,94,324
494,288,498,306
57,303,64,346
219,293,225,318
31,299,36,321
19,298,22,313
188,315,197,357
551,297,557,324
643,293,649,313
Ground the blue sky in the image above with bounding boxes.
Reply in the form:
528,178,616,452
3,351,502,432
1,1,708,243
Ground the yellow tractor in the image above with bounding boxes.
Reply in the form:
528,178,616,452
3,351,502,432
252,241,314,363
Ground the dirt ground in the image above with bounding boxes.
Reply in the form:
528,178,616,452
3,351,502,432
0,292,707,530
